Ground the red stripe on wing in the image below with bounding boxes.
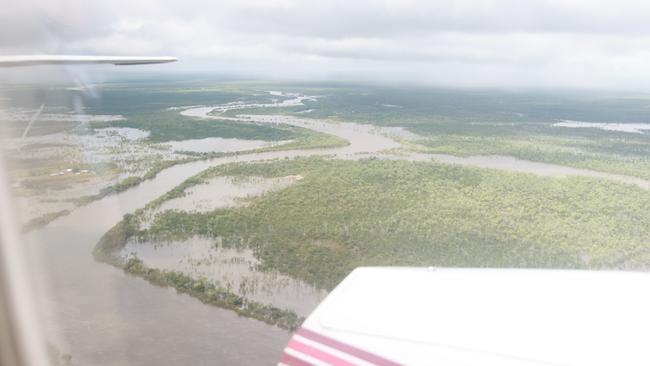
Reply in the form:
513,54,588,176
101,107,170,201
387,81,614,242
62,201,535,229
288,339,357,366
280,352,315,366
297,327,402,366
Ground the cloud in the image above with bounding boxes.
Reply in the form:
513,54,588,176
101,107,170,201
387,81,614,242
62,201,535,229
3,0,650,89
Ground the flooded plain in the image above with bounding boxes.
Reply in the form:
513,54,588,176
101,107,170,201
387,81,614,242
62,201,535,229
139,175,301,230
427,154,650,190
23,158,297,366
121,236,327,317
20,92,404,365
4,125,180,225
18,90,650,365
554,120,650,134
158,175,299,212
162,137,287,154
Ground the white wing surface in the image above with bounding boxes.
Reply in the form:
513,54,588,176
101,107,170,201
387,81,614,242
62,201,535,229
281,267,650,366
0,55,177,67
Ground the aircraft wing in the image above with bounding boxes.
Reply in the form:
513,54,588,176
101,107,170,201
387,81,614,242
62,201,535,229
0,55,177,67
280,267,650,366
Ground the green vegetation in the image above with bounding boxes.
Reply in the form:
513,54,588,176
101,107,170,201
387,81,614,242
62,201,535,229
161,127,348,160
97,111,298,143
249,127,347,152
97,157,650,292
93,214,139,265
104,176,143,193
79,82,309,144
22,209,71,233
289,86,650,127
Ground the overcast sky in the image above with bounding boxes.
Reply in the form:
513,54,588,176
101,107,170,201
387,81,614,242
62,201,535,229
3,0,650,89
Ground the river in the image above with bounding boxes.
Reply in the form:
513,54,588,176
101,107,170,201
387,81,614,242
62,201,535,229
21,99,402,365
21,94,650,365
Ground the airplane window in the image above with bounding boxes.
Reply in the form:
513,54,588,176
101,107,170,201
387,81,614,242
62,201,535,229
2,1,650,365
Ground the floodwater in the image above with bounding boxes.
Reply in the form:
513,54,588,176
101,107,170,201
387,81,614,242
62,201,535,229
554,120,650,134
3,127,150,151
179,91,316,117
361,152,650,190
139,175,301,229
21,92,650,366
24,159,297,366
427,154,650,190
4,125,177,224
95,127,150,141
157,175,299,213
181,111,401,155
121,236,327,317
21,97,403,365
1,107,125,123
163,137,286,154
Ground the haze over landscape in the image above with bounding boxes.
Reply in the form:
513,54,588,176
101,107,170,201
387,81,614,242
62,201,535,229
3,0,650,88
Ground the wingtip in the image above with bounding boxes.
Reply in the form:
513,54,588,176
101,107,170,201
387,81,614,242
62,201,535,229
0,55,179,67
